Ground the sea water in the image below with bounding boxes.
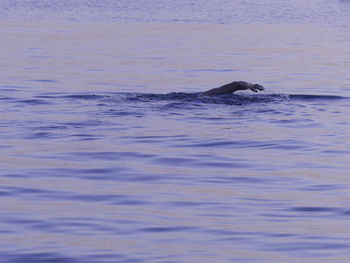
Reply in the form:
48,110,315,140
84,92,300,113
1,1,350,262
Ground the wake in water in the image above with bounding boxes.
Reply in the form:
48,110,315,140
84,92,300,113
32,80,349,108
121,81,348,106
128,92,288,106
34,92,348,108
125,82,347,107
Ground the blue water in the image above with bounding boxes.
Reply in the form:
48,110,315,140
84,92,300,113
1,1,350,262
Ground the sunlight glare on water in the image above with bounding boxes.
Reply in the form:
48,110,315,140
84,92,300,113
1,1,350,263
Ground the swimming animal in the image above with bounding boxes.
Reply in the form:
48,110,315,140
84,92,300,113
199,81,264,96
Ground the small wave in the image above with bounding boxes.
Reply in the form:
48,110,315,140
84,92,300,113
63,94,109,100
0,253,78,263
35,94,110,101
140,226,197,233
31,79,58,83
289,94,348,101
0,252,133,263
15,99,52,105
126,92,198,103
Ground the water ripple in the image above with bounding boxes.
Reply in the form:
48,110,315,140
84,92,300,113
140,226,197,233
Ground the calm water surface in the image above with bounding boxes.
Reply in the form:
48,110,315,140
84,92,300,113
1,1,350,262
